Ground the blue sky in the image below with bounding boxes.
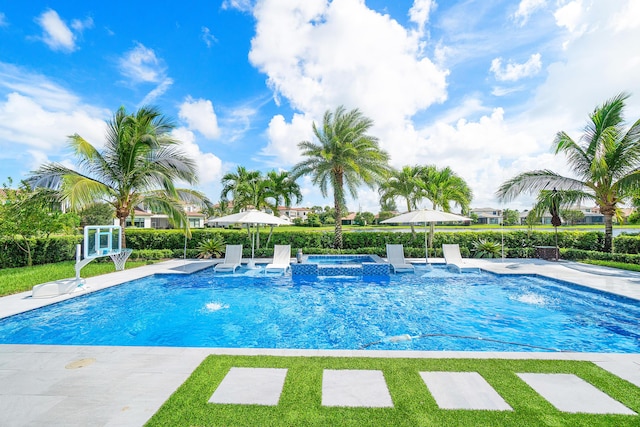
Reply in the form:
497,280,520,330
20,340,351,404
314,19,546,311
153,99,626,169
1,0,640,212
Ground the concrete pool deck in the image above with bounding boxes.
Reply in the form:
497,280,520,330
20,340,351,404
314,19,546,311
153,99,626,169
1,258,640,425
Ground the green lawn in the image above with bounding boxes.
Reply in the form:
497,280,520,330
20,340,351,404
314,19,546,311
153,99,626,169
147,355,640,427
0,260,153,297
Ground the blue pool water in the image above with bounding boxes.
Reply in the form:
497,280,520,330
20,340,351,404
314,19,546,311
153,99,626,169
1,266,639,352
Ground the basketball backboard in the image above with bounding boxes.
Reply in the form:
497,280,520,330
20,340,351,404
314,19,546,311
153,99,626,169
84,225,122,259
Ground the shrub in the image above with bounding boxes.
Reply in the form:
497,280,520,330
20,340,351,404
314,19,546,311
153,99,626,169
472,238,502,258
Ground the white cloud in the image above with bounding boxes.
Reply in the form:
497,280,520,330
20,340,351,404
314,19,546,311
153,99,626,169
119,43,173,104
178,97,221,139
201,27,217,47
71,16,94,33
140,78,173,105
611,0,640,31
171,127,223,185
554,0,585,34
250,0,448,167
490,53,542,81
36,9,76,52
0,12,8,27
0,64,109,181
261,113,314,165
119,42,166,83
221,0,254,12
409,0,436,33
513,0,547,25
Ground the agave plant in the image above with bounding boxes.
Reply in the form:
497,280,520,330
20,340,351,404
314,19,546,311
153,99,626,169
197,235,225,259
472,238,502,258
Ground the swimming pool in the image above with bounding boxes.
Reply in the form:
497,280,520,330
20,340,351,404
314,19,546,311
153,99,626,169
1,266,639,352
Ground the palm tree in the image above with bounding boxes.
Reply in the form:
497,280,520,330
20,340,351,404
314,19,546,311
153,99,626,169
266,170,302,215
291,106,390,248
221,167,274,247
221,166,261,211
496,93,640,252
379,165,426,236
419,165,473,252
28,106,206,247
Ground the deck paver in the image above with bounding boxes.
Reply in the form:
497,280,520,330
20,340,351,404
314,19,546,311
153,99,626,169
517,373,636,414
209,367,288,406
420,371,512,410
322,369,393,407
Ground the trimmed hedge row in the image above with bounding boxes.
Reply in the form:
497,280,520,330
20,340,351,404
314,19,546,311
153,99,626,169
0,236,81,268
2,228,639,268
561,248,640,264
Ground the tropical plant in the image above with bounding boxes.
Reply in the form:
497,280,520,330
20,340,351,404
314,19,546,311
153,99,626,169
291,106,390,248
472,238,502,258
27,106,207,247
379,165,426,235
197,235,225,259
419,165,473,251
266,170,302,214
497,93,640,252
221,166,263,211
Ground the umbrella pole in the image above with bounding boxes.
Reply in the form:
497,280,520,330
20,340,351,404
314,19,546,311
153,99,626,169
424,222,428,264
247,224,257,269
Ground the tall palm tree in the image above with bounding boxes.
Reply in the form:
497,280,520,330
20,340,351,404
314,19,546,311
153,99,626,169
291,106,390,248
420,165,473,252
379,165,426,236
266,170,302,215
28,106,206,247
496,93,640,252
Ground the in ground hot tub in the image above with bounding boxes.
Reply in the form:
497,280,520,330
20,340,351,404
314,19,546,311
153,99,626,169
291,254,390,276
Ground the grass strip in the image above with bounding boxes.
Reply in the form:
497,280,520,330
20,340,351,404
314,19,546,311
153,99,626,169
0,260,154,296
581,259,640,272
147,355,640,427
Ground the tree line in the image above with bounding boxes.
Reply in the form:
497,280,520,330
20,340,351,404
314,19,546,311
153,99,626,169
3,93,639,258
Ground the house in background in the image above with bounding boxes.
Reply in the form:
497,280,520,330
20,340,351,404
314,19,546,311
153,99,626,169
341,212,357,225
471,207,503,225
519,205,605,225
274,206,311,223
116,204,206,229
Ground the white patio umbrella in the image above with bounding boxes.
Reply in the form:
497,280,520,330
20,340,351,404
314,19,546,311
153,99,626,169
381,209,471,263
208,210,290,268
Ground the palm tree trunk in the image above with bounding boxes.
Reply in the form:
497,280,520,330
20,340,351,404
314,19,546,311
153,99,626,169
266,225,274,246
334,172,344,249
406,199,416,238
118,215,127,249
604,213,613,252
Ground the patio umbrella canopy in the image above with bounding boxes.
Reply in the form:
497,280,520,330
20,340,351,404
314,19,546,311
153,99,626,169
381,209,471,262
208,209,290,268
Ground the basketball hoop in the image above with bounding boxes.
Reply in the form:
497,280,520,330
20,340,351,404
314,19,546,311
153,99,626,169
109,248,133,271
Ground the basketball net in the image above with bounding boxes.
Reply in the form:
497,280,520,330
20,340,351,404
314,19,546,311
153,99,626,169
109,248,133,271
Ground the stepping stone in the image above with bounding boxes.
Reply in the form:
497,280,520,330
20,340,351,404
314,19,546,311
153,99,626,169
517,373,636,415
209,367,288,406
322,369,393,407
420,371,512,411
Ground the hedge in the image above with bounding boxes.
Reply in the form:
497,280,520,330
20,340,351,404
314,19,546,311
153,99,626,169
1,228,636,269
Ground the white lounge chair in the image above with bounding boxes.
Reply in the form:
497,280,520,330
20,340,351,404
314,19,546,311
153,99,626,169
442,244,480,273
386,244,415,273
264,245,292,274
214,245,243,273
